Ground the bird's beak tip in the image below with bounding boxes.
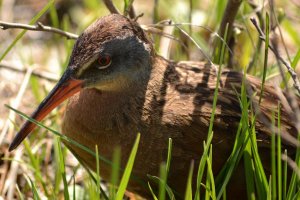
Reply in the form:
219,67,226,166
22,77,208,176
8,75,83,151
8,142,17,152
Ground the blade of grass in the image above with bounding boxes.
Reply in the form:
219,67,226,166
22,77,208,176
86,178,98,199
158,138,173,200
148,182,159,200
222,189,226,200
259,12,270,104
55,136,70,200
271,112,277,200
23,139,50,197
95,145,101,196
286,134,300,199
159,163,167,200
29,76,44,103
267,177,272,200
244,98,268,199
283,149,287,200
110,147,121,199
54,134,63,194
115,133,140,200
124,0,134,16
291,49,300,69
215,121,243,199
244,133,255,200
148,175,176,199
78,160,109,200
241,68,255,200
194,132,213,200
185,160,194,200
207,145,216,200
61,15,75,72
205,160,211,200
248,112,268,199
215,78,249,199
277,103,282,200
25,175,41,200
281,20,300,45
49,2,59,28
281,48,300,88
0,0,54,61
166,138,173,174
16,184,25,200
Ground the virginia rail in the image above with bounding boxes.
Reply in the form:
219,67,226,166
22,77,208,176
9,14,297,198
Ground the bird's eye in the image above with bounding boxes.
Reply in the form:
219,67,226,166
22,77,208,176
97,54,111,69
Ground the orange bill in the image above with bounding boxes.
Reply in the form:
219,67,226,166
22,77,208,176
9,71,83,151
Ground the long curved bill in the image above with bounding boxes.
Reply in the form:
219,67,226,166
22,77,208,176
9,70,83,151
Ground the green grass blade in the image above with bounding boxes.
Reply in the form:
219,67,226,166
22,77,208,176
148,175,176,200
23,139,50,197
56,137,70,200
205,144,212,200
166,138,173,174
271,112,277,200
95,145,101,195
241,69,255,200
277,103,282,200
123,0,134,16
286,134,300,199
291,48,300,68
283,149,287,200
29,77,44,103
222,189,226,200
282,48,300,87
115,133,140,200
282,20,300,45
207,145,216,200
249,117,268,199
53,135,63,195
159,163,167,200
194,132,213,200
79,161,109,200
110,147,121,199
148,182,159,200
0,0,54,62
267,177,272,200
16,184,25,200
158,138,173,200
244,132,255,200
259,12,270,104
25,175,41,200
185,161,194,200
49,2,59,28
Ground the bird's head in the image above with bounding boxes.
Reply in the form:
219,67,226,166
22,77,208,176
9,14,153,151
70,14,153,90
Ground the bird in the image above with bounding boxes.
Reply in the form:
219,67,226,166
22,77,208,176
8,14,298,199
